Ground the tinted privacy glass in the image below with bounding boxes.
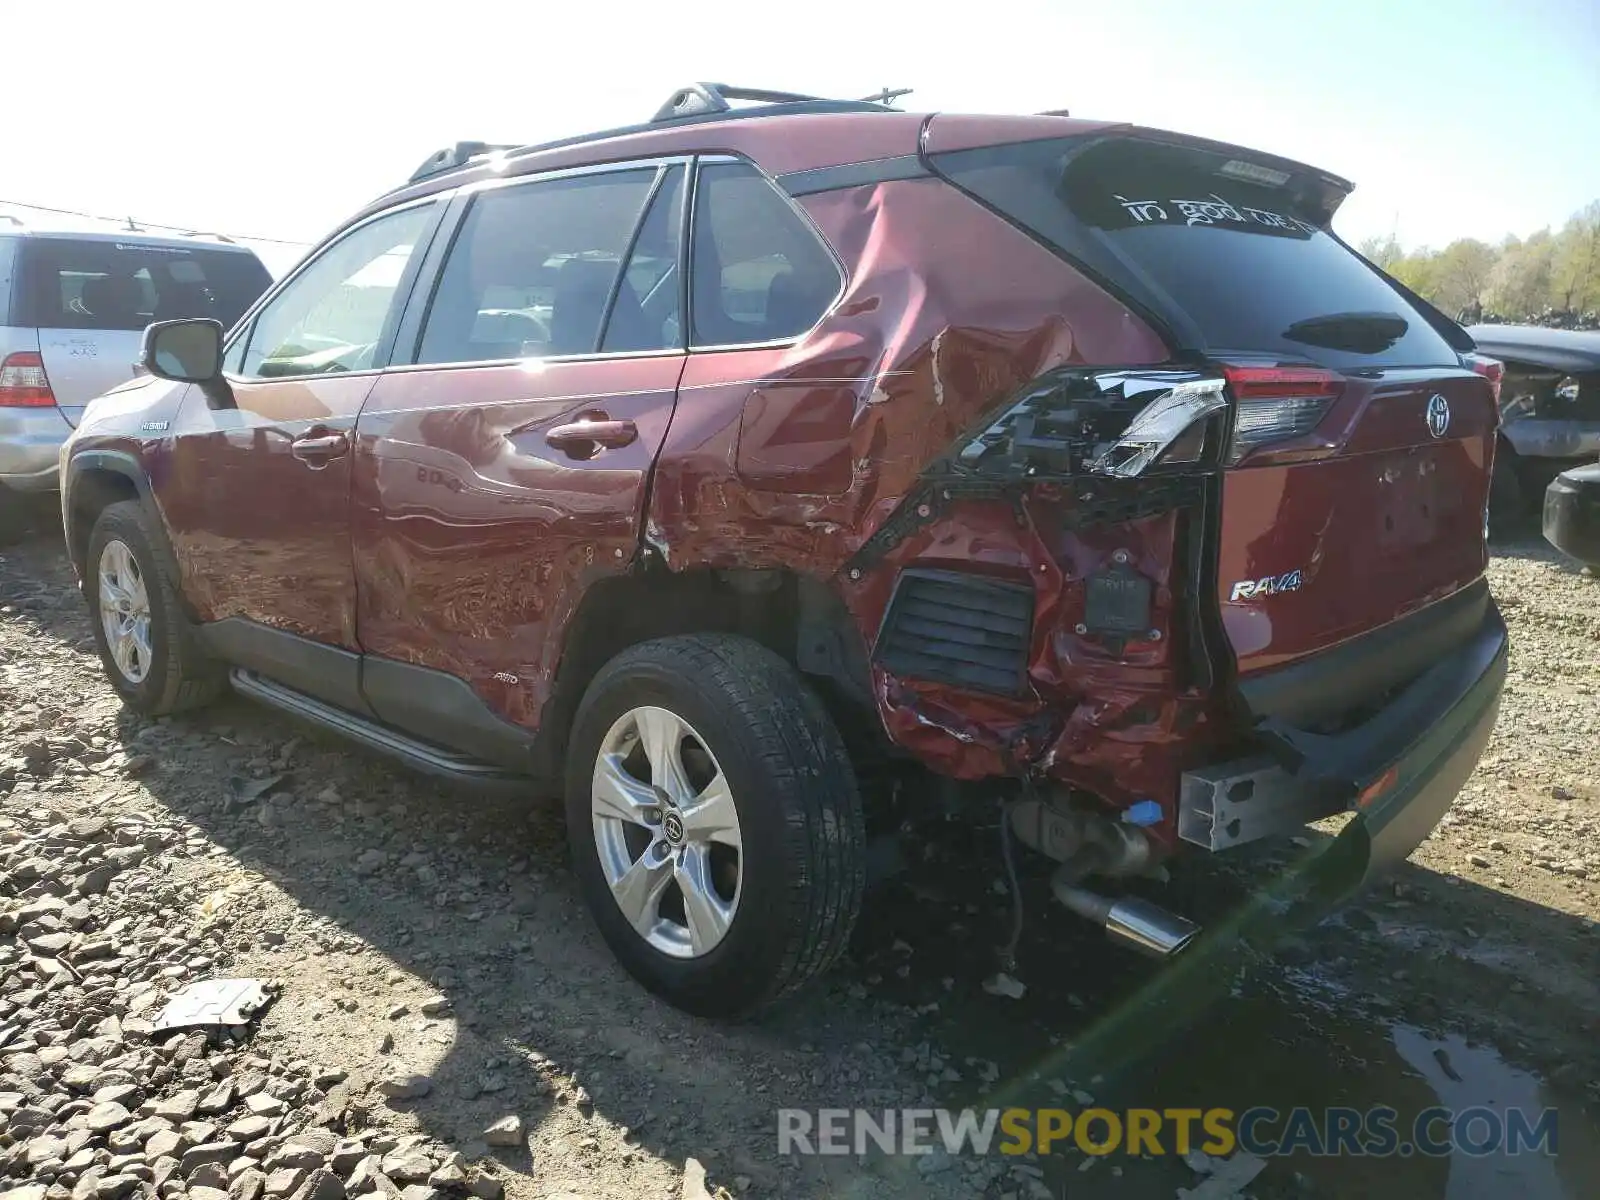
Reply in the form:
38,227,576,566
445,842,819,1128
934,137,1458,370
241,204,433,378
690,162,840,346
417,169,659,365
17,239,271,333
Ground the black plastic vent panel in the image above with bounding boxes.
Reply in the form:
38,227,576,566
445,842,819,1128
875,570,1035,695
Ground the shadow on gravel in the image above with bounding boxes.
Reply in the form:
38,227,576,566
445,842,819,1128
1490,529,1591,573
4,524,1598,1199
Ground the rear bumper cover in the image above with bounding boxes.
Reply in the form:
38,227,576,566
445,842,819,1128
1502,416,1600,460
1181,598,1507,888
0,405,71,491
1543,462,1600,566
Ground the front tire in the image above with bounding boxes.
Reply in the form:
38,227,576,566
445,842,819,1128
565,634,865,1017
85,500,224,714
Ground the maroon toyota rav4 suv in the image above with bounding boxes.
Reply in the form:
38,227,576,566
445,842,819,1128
62,85,1508,1016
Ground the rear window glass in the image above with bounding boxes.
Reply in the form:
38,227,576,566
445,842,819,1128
933,137,1459,370
17,239,271,333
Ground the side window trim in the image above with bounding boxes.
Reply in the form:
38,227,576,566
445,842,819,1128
685,153,847,354
224,196,447,381
387,188,474,369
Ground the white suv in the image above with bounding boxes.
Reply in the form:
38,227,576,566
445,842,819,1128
0,217,271,535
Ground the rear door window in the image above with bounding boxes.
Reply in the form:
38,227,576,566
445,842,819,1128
932,136,1460,370
689,162,841,347
602,167,685,354
415,168,663,365
17,238,272,332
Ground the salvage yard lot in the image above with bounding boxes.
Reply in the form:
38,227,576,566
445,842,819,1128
2,526,1598,1200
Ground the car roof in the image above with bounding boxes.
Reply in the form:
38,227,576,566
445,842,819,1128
355,80,1347,230
0,213,260,256
1468,324,1600,373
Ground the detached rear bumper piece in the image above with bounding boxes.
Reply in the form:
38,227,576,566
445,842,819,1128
1181,596,1507,891
1544,462,1600,567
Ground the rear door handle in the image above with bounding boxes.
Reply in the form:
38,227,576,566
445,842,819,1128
546,417,638,456
290,432,349,465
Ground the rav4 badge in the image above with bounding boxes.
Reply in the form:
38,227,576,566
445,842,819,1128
1229,570,1304,602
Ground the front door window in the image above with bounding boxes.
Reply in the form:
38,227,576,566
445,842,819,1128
239,205,434,378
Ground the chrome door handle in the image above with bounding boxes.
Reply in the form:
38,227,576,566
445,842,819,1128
547,417,639,456
290,432,349,464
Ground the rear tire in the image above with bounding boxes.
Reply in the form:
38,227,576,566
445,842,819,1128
85,500,224,714
565,634,865,1017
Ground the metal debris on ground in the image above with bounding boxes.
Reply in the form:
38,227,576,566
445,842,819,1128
226,773,285,808
152,977,277,1034
981,971,1027,999
1177,1150,1268,1199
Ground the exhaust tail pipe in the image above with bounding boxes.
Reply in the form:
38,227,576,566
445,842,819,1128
1051,874,1200,958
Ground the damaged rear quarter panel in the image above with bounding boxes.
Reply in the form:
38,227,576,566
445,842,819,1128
646,174,1223,836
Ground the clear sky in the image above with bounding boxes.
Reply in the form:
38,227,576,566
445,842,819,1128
6,0,1597,276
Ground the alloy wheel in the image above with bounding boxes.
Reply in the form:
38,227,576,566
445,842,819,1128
98,538,152,684
591,705,743,958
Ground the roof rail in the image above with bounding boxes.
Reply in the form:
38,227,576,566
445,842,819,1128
178,230,238,245
0,213,25,228
393,85,913,194
650,82,907,122
409,140,520,185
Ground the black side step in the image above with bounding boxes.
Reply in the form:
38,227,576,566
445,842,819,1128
229,669,533,791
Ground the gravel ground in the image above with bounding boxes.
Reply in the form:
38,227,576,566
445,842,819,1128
2,524,1597,1200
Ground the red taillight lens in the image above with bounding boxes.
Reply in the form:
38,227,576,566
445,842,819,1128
0,351,56,407
1466,353,1504,405
1220,365,1344,463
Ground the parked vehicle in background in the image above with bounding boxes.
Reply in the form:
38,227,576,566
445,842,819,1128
61,84,1507,1017
0,217,271,538
1465,324,1600,531
1543,460,1600,569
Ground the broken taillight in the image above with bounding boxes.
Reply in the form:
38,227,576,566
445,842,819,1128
1220,364,1343,463
1465,353,1504,406
1090,378,1228,477
949,368,1231,481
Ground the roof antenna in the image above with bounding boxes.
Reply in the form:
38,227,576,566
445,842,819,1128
859,87,913,107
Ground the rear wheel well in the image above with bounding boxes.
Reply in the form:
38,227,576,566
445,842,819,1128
67,469,140,574
533,566,877,778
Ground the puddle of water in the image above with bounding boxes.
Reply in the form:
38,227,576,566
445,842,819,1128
928,982,1599,1199
1391,1024,1592,1200
851,825,1600,1198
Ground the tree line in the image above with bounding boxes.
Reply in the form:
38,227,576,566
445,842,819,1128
1357,200,1600,329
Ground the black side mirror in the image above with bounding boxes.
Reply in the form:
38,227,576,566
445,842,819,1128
142,319,224,383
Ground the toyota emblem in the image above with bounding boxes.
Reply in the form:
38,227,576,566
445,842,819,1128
1426,394,1451,439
